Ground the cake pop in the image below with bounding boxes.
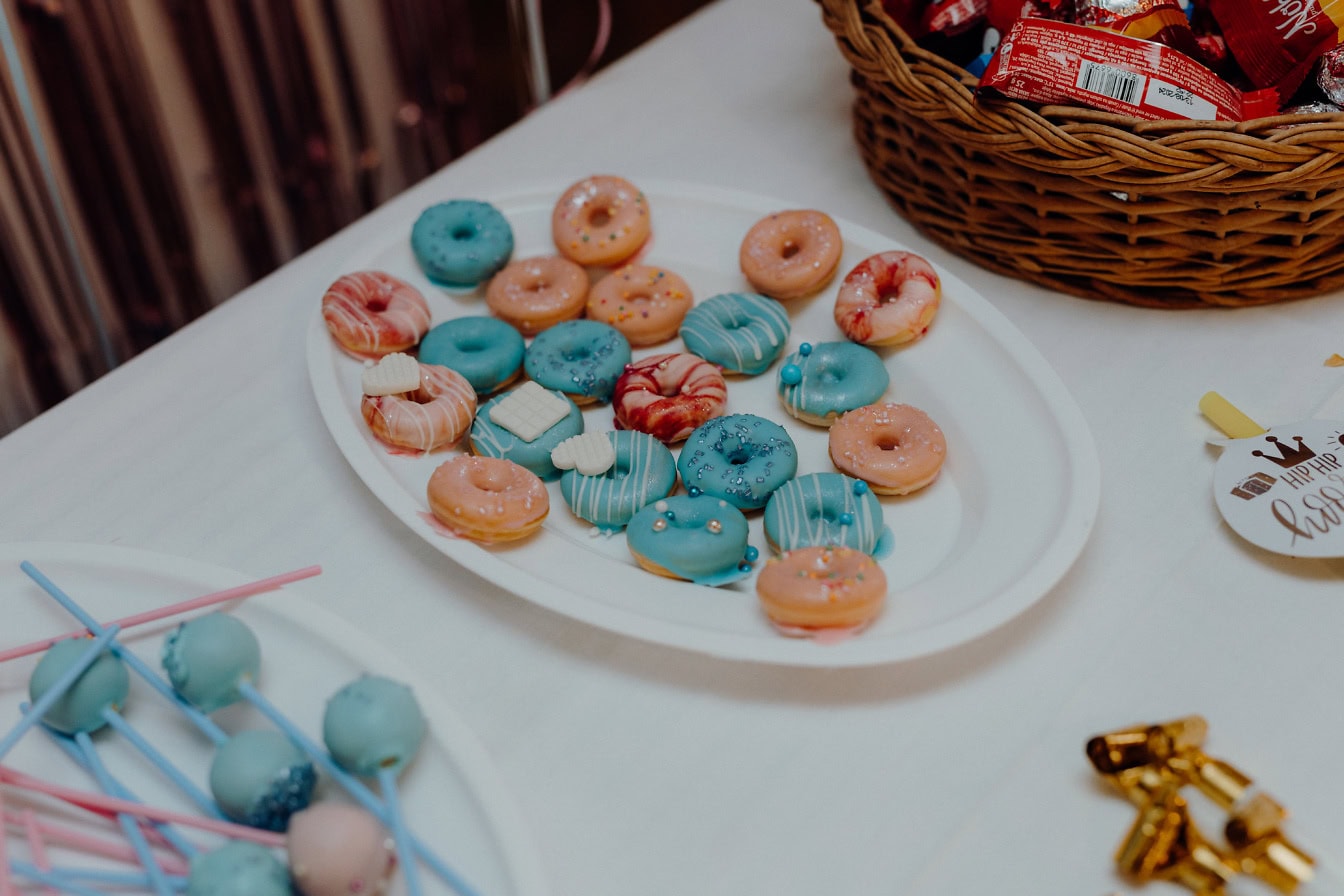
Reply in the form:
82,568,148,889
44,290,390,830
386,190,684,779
185,841,292,896
208,728,316,831
162,612,261,713
287,802,397,896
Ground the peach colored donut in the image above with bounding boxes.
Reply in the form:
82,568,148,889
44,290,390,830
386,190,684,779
739,209,843,301
361,362,477,453
426,455,549,543
485,255,588,336
552,175,651,267
834,250,941,346
755,545,887,634
612,352,727,444
828,402,947,495
322,271,432,359
587,264,693,347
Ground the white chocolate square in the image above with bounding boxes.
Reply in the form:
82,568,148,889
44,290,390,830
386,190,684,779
489,381,570,442
362,352,421,396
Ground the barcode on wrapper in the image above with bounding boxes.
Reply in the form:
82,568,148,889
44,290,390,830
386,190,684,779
1076,60,1144,105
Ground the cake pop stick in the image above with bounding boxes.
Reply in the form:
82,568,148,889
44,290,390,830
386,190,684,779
21,563,316,831
97,710,223,820
72,731,174,896
324,676,428,896
0,766,287,847
0,627,120,761
0,565,321,665
162,613,480,895
5,862,105,896
21,864,189,891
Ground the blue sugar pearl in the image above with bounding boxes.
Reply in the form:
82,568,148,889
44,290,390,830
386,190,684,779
798,342,813,356
839,512,854,526
780,364,802,386
744,545,759,562
688,486,702,497
664,511,676,521
852,480,869,495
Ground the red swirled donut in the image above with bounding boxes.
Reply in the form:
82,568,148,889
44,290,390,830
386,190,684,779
612,352,727,444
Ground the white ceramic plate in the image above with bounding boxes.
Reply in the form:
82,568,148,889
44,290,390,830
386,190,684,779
306,180,1099,667
0,542,547,896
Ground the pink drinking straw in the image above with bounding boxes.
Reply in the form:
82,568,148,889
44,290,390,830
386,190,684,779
0,784,12,896
0,564,321,664
0,766,286,848
20,808,57,896
6,809,191,875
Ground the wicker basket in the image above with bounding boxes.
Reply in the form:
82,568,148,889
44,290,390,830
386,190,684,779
819,0,1344,307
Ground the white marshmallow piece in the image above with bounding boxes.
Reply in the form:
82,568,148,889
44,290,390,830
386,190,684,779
551,432,616,477
361,352,421,396
489,381,570,442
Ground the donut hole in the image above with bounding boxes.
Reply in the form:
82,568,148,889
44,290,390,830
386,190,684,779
587,207,613,228
458,338,490,354
470,466,514,492
876,435,902,451
726,447,755,465
366,297,389,312
780,240,801,260
451,226,476,241
564,345,593,361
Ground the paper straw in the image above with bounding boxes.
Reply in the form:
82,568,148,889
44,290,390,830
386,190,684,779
236,680,479,895
0,784,11,896
0,626,121,761
19,808,56,896
98,708,224,820
1,565,320,664
5,861,104,896
74,732,174,896
0,765,285,848
8,807,189,875
379,766,423,896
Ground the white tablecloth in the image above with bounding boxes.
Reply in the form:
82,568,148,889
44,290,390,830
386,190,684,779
3,1,1342,893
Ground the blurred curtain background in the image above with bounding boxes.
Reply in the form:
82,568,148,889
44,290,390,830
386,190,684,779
0,0,710,435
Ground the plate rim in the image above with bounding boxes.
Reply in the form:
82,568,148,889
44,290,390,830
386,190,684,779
305,177,1101,667
0,539,551,896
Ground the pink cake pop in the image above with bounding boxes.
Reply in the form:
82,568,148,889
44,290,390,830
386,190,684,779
287,803,397,896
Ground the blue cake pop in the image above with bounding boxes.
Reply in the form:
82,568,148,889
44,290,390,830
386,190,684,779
322,675,426,777
162,612,260,713
208,728,316,831
186,841,292,896
27,637,129,735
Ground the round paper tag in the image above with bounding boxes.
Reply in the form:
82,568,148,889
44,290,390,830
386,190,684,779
1213,420,1344,557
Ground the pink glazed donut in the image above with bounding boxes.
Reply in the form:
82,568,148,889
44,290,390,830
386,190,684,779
834,250,941,346
426,455,549,543
739,209,843,301
756,545,887,635
322,271,432,359
485,254,589,336
361,363,477,453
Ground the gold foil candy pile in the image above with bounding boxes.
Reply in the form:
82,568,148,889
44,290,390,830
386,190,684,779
1086,716,1315,896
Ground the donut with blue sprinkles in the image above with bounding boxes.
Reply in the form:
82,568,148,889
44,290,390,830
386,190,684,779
411,199,514,288
676,414,798,511
524,319,632,405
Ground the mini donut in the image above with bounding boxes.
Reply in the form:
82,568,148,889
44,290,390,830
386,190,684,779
524,319,632,405
763,472,891,557
361,362,477,453
411,199,514,288
470,386,584,481
612,352,728,444
322,271,432,359
755,546,887,635
626,494,755,586
486,255,589,336
739,209,843,301
776,341,890,426
679,292,791,376
552,174,651,267
586,264,693,347
426,455,549,543
834,250,941,346
828,402,947,495
418,315,524,395
676,414,799,511
560,430,677,531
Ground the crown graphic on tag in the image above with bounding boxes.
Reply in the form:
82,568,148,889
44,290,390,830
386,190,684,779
1251,435,1316,469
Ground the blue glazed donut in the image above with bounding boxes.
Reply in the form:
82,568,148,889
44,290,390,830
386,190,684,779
679,292,790,376
27,638,129,735
776,341,889,426
418,316,524,395
763,472,894,558
626,494,756,586
469,386,584,480
560,431,677,531
411,200,514,288
676,414,798,511
524,319,632,404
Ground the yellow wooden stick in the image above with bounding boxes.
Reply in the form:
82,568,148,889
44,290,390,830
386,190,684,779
1199,392,1267,439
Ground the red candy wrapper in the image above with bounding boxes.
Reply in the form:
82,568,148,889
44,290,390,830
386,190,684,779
979,19,1280,119
921,0,992,35
1209,0,1344,98
1075,0,1204,59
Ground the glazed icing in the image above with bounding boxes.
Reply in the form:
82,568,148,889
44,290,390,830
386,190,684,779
524,319,632,403
208,729,316,831
679,292,790,376
418,316,524,395
323,675,426,777
776,341,889,423
626,494,754,586
763,472,893,557
676,414,798,511
161,612,260,714
411,200,514,288
560,430,677,531
27,637,128,735
470,386,584,480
